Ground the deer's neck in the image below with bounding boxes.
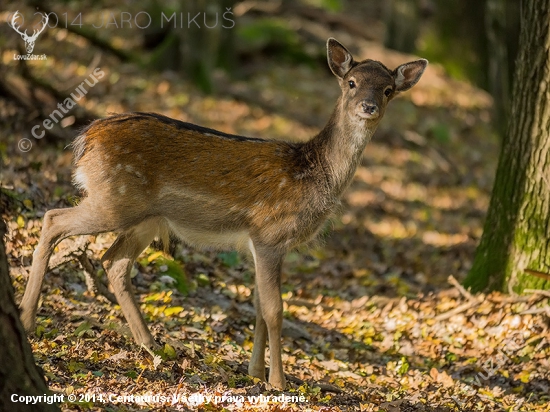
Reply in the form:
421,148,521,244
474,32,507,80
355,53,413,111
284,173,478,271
306,99,376,195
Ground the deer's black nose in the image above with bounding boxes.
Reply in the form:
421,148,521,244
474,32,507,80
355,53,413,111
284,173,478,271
362,102,378,116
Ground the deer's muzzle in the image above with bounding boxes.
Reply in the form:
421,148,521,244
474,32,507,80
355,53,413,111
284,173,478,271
357,101,379,119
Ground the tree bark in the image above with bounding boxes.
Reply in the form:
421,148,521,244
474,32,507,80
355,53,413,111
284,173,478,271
485,0,520,136
177,0,235,93
0,218,59,411
383,0,421,54
464,0,550,293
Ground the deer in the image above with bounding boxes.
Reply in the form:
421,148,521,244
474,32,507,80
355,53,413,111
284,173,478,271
20,38,427,389
10,11,49,54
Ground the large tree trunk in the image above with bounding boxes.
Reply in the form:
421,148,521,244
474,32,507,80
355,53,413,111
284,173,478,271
0,218,59,412
383,0,421,54
464,0,550,293
485,0,520,136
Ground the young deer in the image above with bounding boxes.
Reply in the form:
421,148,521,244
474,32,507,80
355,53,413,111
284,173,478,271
20,39,427,389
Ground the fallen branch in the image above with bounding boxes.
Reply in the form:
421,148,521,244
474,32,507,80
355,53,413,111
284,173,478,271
523,288,550,299
48,237,90,268
448,275,475,301
520,307,550,316
313,382,344,393
77,253,116,304
434,300,480,322
525,268,550,281
48,237,116,303
489,294,533,303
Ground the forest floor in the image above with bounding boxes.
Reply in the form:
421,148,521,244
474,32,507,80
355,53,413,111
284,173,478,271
1,3,550,412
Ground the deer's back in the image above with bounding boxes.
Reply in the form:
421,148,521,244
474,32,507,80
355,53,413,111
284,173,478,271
71,113,334,248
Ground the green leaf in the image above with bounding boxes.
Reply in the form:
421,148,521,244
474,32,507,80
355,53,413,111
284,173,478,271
68,360,86,372
125,370,138,379
35,325,46,338
43,328,59,339
445,352,458,363
149,256,190,295
218,251,240,267
396,357,410,376
197,273,210,287
74,321,92,337
431,123,451,143
164,343,177,359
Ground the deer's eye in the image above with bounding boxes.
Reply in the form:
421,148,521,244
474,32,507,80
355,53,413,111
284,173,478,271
384,87,392,97
348,80,356,89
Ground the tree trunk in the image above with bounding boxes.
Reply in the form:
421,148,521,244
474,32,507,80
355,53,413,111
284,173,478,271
0,218,59,412
383,0,421,54
485,0,520,136
178,0,235,93
464,0,550,293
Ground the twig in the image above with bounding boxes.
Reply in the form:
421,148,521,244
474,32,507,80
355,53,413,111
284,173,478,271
315,383,344,393
434,300,480,322
521,288,550,311
520,307,550,316
489,294,533,303
77,253,116,303
523,288,550,299
524,268,550,281
48,237,90,268
434,278,481,321
285,374,304,385
48,237,116,303
448,275,476,301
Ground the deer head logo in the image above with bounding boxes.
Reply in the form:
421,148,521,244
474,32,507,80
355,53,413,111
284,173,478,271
10,11,49,54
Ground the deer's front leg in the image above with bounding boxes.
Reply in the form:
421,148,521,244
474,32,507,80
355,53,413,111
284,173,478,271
249,240,286,389
249,285,268,381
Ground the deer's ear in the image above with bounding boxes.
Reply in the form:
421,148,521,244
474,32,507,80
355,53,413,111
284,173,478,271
394,59,428,92
327,38,354,79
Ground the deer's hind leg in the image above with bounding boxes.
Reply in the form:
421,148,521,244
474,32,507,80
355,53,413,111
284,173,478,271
21,200,116,333
101,219,168,347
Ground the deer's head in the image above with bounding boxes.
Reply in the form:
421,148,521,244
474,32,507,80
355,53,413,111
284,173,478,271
327,38,427,127
11,11,49,54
